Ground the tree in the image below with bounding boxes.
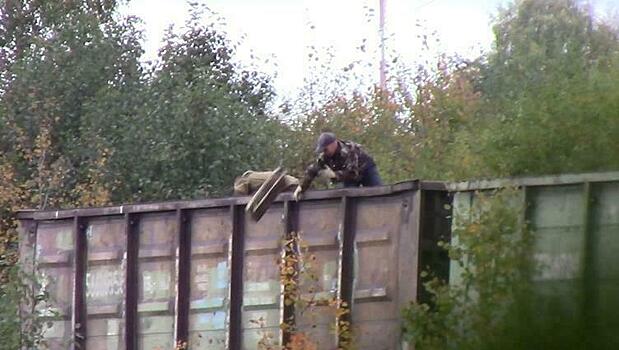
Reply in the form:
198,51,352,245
83,5,283,201
473,0,619,177
0,1,135,347
0,0,143,209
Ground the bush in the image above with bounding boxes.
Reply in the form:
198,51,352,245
401,189,533,350
0,265,54,349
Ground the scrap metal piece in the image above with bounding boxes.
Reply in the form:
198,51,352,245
234,170,298,196
246,167,290,221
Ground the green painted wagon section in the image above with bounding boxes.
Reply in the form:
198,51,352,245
448,171,619,327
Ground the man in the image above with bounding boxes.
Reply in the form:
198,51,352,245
293,132,382,200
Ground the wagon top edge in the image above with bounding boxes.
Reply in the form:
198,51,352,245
17,180,447,221
446,171,619,192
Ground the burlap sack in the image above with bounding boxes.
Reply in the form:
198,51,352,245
234,170,299,195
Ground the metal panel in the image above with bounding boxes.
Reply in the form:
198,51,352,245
85,216,126,350
450,186,582,281
351,194,407,350
241,203,284,349
593,182,619,280
189,207,231,350
590,182,619,338
17,219,37,275
293,198,341,348
36,220,75,349
529,185,585,282
136,212,178,350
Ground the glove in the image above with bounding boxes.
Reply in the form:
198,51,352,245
318,166,337,180
293,185,303,201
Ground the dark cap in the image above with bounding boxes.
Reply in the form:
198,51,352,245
315,132,337,153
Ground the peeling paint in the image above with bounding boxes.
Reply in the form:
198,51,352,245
191,297,225,310
534,253,580,280
322,261,338,291
86,267,124,302
196,311,226,330
142,270,172,300
54,229,73,251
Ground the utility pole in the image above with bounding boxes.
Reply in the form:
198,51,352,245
587,0,594,32
379,0,387,89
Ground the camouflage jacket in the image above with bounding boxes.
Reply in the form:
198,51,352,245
300,140,376,191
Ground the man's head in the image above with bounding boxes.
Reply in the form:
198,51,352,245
315,132,338,156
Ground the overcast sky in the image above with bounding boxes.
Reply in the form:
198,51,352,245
120,0,617,98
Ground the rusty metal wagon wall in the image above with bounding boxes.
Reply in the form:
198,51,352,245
18,181,451,350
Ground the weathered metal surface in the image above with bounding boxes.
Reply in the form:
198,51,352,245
137,212,178,350
449,172,619,328
17,181,445,221
189,207,230,349
294,198,341,349
241,202,284,349
84,217,132,348
18,181,449,349
447,171,619,192
34,220,74,349
353,193,425,350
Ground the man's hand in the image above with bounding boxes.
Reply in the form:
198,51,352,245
293,185,303,201
318,166,337,180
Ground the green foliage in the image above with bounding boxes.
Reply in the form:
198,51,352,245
80,5,282,201
401,189,533,350
0,0,141,209
405,59,484,180
1,1,282,207
2,0,617,204
255,232,353,350
471,0,619,178
0,265,54,349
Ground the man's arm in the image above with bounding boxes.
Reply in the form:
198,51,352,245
299,156,326,191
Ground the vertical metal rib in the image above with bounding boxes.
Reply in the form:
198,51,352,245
73,216,88,349
581,182,597,328
337,196,356,348
228,205,245,350
125,213,139,350
175,209,192,346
